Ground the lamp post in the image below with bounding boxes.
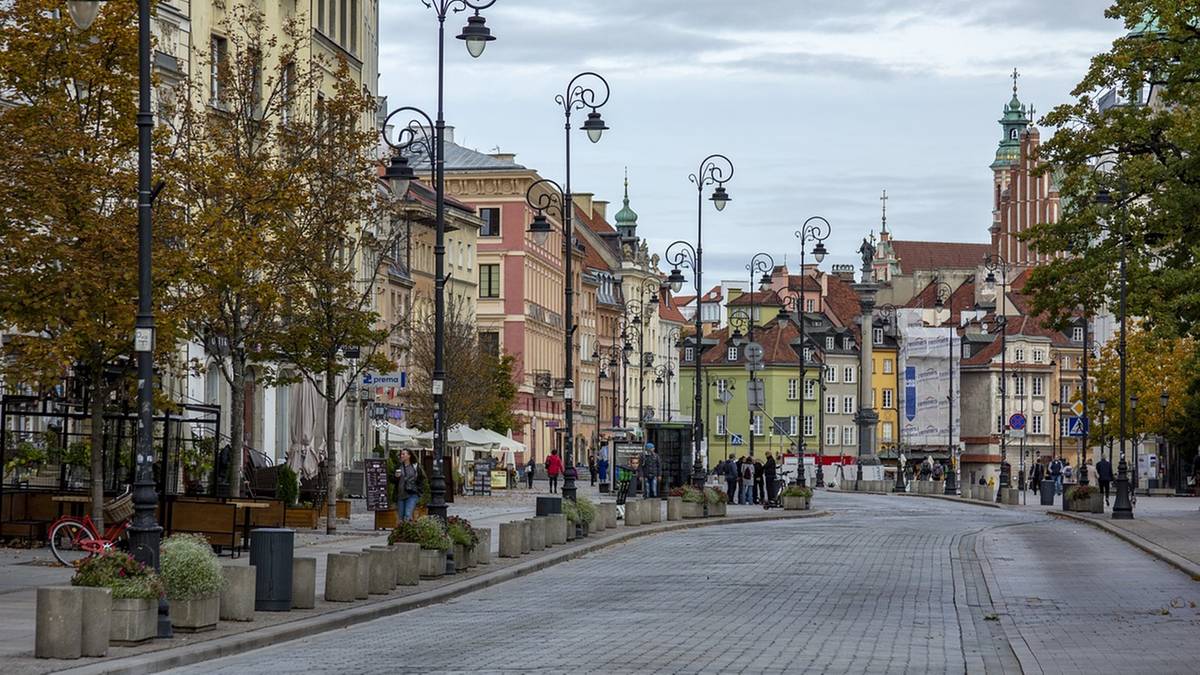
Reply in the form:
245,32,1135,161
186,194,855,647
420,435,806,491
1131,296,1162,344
1098,397,1108,463
381,1,497,536
777,290,809,487
1051,400,1061,467
784,217,831,486
666,155,733,489
525,72,610,502
1093,163,1134,519
933,281,958,496
1161,390,1175,493
983,253,1011,495
1130,394,1139,496
741,253,774,460
66,0,170,637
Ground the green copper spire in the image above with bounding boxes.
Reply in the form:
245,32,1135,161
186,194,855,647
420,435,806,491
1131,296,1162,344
991,68,1030,171
614,167,639,240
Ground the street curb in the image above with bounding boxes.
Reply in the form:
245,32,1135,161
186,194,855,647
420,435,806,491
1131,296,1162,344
53,509,830,675
893,492,1005,509
1047,510,1200,581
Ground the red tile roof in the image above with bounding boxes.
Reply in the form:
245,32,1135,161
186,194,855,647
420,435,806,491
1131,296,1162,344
905,279,978,326
960,315,1074,367
672,295,695,307
659,293,688,323
727,290,783,307
822,275,863,328
890,240,992,275
699,320,801,366
700,286,722,303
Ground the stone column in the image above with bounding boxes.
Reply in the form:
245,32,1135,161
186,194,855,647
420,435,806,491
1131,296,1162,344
853,281,880,480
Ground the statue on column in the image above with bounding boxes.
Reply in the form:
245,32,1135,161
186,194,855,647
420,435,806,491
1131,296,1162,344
858,236,877,281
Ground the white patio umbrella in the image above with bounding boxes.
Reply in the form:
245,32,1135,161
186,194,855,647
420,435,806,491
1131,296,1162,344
286,381,321,480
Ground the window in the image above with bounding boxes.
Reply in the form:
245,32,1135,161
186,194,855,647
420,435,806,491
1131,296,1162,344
804,379,816,400
210,35,228,104
1010,128,1019,140
281,60,296,124
716,414,727,436
825,396,837,414
1014,347,1025,362
684,347,694,362
1032,349,1045,364
996,415,1005,434
825,367,837,383
727,346,738,361
843,337,853,350
843,366,855,384
339,0,348,46
715,379,729,396
825,336,834,350
882,422,894,442
873,328,884,345
843,395,855,414
803,415,814,437
1072,326,1084,342
479,331,499,358
789,416,799,436
882,389,894,409
479,207,501,237
479,264,500,298
318,0,326,31
883,359,894,374
805,299,815,312
1060,383,1071,401
787,379,799,400
1059,416,1069,436
1032,375,1044,397
350,0,358,53
1013,375,1025,397
1031,415,1044,434
803,347,812,363
752,415,763,436
842,426,856,446
826,426,838,446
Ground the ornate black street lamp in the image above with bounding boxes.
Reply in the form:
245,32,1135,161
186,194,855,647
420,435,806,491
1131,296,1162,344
66,0,170,637
742,253,774,460
525,72,610,502
666,155,733,489
983,253,1011,497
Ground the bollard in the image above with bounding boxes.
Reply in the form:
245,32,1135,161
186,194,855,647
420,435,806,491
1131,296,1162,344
349,552,370,599
625,500,642,526
370,545,399,589
667,496,682,521
324,553,357,603
366,548,392,595
521,519,532,554
219,565,256,621
78,586,111,657
529,517,547,551
35,586,82,660
499,522,523,558
394,543,421,585
547,514,568,545
475,528,492,564
292,557,317,609
644,499,660,523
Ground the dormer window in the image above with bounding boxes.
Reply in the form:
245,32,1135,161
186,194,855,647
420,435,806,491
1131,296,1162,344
873,328,884,345
825,336,834,350
727,346,738,361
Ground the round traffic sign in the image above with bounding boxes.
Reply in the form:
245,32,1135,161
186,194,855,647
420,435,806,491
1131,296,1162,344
1008,413,1026,431
744,341,764,363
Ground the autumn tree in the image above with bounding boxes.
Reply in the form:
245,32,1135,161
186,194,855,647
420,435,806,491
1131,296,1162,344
407,298,499,432
0,0,184,526
161,3,317,495
267,60,400,533
1024,2,1200,338
480,353,520,434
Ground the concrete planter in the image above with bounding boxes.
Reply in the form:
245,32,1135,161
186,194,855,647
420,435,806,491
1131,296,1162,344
1090,493,1104,513
109,597,156,645
782,495,810,511
474,529,492,564
171,594,219,632
580,521,590,538
681,501,704,519
453,543,469,572
624,501,642,526
419,549,446,579
666,496,682,521
565,520,577,540
467,544,479,568
710,501,726,517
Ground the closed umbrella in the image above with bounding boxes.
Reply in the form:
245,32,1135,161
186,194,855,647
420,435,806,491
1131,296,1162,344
286,381,321,480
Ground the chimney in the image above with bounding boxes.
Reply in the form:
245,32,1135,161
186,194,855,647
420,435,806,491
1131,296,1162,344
489,151,517,163
572,192,594,218
594,200,609,220
830,264,856,282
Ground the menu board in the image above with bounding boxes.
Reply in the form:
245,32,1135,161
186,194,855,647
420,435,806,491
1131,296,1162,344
364,458,389,511
473,458,495,496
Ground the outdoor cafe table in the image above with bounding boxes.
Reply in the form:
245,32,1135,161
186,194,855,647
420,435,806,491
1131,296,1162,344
228,499,271,558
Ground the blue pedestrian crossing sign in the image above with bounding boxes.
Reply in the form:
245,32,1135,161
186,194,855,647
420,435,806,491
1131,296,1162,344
730,434,744,446
1067,416,1088,438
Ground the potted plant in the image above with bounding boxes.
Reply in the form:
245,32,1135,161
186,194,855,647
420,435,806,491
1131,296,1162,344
705,488,727,516
575,497,598,536
276,464,300,507
1064,485,1098,513
562,498,580,540
446,516,478,570
180,437,216,495
781,485,813,511
72,551,163,644
679,486,705,519
5,441,47,484
389,515,450,578
160,533,223,632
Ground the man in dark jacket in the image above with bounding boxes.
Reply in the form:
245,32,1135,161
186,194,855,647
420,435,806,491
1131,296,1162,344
753,458,765,504
1050,456,1064,495
640,443,661,498
722,455,738,504
1096,455,1114,505
1030,461,1045,494
763,453,778,508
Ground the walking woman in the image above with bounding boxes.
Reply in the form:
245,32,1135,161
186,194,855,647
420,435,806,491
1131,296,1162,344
546,449,563,494
394,449,424,522
525,458,536,490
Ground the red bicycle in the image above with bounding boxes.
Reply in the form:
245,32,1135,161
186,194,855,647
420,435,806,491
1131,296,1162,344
48,489,133,566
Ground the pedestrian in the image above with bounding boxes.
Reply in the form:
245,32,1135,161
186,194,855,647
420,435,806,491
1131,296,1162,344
546,449,563,493
1063,459,1073,483
723,455,738,504
932,462,944,481
1049,456,1064,495
525,457,536,490
641,443,661,498
1030,460,1044,494
1096,455,1114,505
597,455,609,486
741,457,754,505
393,449,424,522
753,457,765,504
763,453,778,508
588,454,598,486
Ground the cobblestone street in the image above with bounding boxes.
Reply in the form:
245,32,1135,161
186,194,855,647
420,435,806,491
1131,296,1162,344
168,492,1200,674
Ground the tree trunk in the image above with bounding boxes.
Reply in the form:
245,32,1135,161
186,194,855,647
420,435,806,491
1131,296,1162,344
324,364,338,534
88,367,106,531
228,357,245,498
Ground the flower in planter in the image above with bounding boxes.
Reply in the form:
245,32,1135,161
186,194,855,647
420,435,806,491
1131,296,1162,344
388,515,451,551
72,551,163,600
781,485,813,499
575,497,597,525
161,533,224,601
1066,485,1096,501
679,486,706,504
446,516,479,548
704,487,727,505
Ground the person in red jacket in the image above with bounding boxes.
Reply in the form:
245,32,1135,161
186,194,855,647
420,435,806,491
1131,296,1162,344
545,449,563,494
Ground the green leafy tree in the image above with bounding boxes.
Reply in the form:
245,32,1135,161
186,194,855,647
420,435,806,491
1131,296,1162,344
1024,2,1200,338
480,352,519,434
0,0,185,527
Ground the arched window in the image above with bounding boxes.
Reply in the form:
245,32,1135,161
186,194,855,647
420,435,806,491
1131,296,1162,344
1010,129,1018,140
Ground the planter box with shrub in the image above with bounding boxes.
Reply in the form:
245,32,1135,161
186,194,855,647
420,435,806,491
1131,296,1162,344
1064,486,1099,513
161,533,224,632
389,516,451,579
71,552,163,644
781,486,813,511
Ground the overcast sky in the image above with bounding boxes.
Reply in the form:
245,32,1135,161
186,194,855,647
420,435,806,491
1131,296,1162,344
378,1,1123,287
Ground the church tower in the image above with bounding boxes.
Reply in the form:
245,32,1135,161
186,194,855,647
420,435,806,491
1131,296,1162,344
990,69,1030,243
614,168,639,243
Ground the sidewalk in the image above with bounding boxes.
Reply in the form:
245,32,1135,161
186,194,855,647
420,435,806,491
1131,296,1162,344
3,484,808,674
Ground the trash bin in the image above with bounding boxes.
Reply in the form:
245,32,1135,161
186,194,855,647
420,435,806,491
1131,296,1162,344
249,528,294,611
536,496,562,517
1040,481,1055,506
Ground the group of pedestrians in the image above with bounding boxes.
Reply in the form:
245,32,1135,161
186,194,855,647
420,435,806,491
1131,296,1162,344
716,453,779,506
1027,455,1115,505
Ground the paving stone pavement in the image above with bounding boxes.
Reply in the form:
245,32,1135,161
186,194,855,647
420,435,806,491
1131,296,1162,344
166,492,1200,675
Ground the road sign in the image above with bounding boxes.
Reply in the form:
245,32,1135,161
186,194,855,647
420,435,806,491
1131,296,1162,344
730,434,744,446
744,362,765,372
1067,416,1088,438
718,389,733,404
747,380,765,410
1070,400,1084,417
1008,413,1026,431
771,417,791,436
744,341,764,363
